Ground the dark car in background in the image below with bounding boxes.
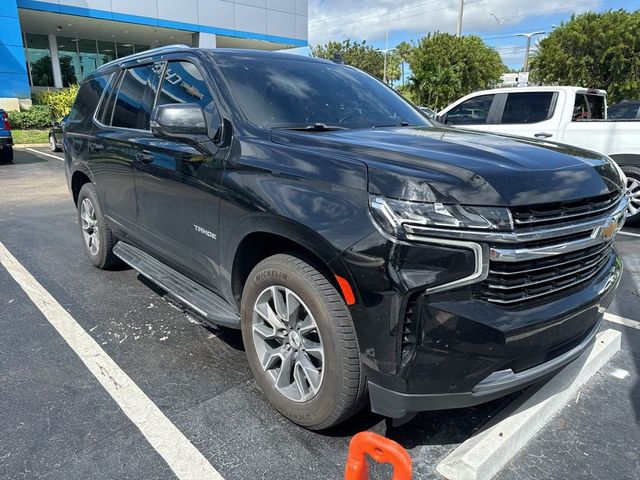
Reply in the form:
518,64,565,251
608,101,640,119
49,115,67,152
0,109,13,163
64,46,626,429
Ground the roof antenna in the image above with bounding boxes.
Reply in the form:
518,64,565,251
331,53,345,64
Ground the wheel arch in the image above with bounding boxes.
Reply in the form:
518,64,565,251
609,153,640,168
224,216,356,309
70,170,92,205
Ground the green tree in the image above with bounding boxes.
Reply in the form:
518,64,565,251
404,33,504,109
310,39,401,82
530,10,640,103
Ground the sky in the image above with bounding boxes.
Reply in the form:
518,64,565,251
289,0,640,70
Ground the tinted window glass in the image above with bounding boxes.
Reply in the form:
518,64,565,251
573,93,606,121
445,95,494,125
501,92,554,124
112,64,157,129
608,103,639,119
67,73,110,131
215,56,428,129
96,70,121,125
156,61,214,108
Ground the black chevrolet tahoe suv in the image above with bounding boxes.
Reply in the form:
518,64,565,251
64,45,627,429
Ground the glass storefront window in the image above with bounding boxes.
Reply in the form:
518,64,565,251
116,43,134,59
97,41,116,67
24,33,54,87
57,36,81,86
134,45,150,54
77,38,99,82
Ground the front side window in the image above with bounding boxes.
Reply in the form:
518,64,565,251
445,95,494,125
501,92,555,124
215,56,428,129
111,64,159,130
156,61,214,109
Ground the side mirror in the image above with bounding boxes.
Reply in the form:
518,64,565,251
150,103,220,145
51,120,60,127
435,114,445,124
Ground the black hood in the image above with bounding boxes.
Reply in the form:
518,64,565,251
271,126,623,206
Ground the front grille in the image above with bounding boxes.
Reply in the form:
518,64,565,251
511,190,621,229
479,241,613,305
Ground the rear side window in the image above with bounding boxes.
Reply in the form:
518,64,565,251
573,93,606,121
501,92,555,124
156,61,214,109
445,95,494,125
67,74,110,131
111,64,159,130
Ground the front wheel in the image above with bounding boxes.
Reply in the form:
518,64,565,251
241,254,367,430
76,183,119,268
623,166,640,226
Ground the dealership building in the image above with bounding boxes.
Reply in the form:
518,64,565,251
0,0,308,109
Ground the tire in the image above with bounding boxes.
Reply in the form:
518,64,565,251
49,135,61,152
241,254,367,430
623,166,640,226
76,183,119,269
0,147,13,163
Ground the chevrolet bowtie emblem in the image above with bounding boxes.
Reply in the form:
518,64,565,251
599,218,619,241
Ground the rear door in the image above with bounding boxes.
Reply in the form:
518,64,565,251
494,91,562,140
133,59,225,292
89,63,161,238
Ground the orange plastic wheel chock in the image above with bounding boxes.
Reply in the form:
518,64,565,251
344,431,412,480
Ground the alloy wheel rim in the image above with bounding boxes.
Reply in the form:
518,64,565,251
252,285,325,402
627,176,640,217
80,198,100,256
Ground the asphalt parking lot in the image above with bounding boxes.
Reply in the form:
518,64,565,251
1,147,639,480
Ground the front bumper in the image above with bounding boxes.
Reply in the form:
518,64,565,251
368,314,603,417
341,210,624,418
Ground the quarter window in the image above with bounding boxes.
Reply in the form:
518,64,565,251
445,95,494,125
501,92,555,124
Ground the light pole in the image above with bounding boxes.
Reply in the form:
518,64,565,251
456,0,464,36
516,31,545,71
489,12,510,51
381,48,397,84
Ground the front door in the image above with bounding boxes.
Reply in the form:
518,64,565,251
133,60,225,293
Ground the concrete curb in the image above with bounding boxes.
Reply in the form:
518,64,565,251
13,143,50,149
436,328,622,480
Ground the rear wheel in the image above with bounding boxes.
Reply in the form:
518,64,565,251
0,146,13,163
241,254,367,430
623,166,640,226
49,135,61,152
76,183,119,269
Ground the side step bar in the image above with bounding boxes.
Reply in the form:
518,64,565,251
113,241,240,328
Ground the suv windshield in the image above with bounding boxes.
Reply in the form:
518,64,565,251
214,55,429,130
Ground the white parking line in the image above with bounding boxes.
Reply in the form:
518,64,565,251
24,147,64,161
604,312,640,330
618,230,640,238
0,242,224,480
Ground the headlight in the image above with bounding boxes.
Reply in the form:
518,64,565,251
370,195,513,238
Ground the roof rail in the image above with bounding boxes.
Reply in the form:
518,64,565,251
100,44,191,69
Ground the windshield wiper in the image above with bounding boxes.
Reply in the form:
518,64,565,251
273,123,349,132
372,121,418,128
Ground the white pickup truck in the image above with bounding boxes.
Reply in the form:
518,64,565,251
437,86,640,223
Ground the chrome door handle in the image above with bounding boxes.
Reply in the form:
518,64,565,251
534,132,553,138
135,151,154,163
